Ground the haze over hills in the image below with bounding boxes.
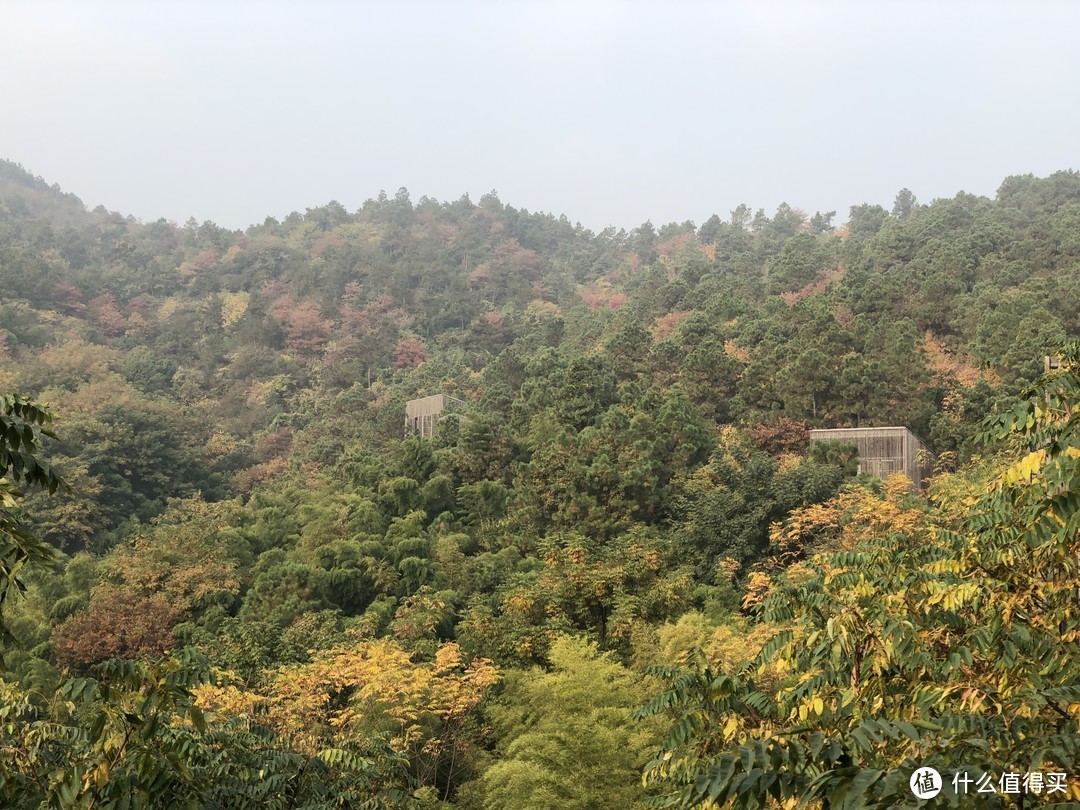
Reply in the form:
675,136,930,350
1,159,1078,806
8,3,1080,236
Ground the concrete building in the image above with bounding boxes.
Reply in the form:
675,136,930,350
809,426,934,490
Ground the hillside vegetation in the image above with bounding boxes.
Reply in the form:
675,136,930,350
0,161,1077,807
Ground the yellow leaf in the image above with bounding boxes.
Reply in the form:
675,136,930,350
95,760,110,789
723,716,740,738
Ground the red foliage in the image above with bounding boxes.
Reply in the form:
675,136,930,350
491,239,539,274
651,310,690,341
261,278,289,297
88,293,127,336
607,293,629,311
191,248,219,271
255,428,293,461
266,289,294,323
746,417,810,456
311,233,344,259
127,294,153,318
284,300,330,356
341,293,412,338
580,274,628,311
580,284,605,310
393,336,427,368
52,588,183,668
655,233,693,260
52,281,86,315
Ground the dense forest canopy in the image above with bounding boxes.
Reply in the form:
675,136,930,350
0,160,1077,807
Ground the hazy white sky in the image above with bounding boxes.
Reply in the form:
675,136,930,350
3,1,1078,232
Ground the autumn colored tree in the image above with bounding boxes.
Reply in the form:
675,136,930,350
51,586,182,667
50,499,243,667
283,299,332,357
639,346,1080,807
196,637,498,799
393,336,427,368
0,648,413,808
4,158,1080,807
84,292,127,337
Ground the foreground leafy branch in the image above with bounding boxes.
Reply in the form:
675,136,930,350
0,394,64,667
0,648,414,808
639,344,1080,808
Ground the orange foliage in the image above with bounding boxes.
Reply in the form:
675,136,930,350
284,300,331,356
741,572,773,611
746,417,809,456
607,292,629,310
197,638,498,785
723,338,752,364
52,499,244,666
126,295,153,318
577,273,627,311
260,278,290,301
221,243,246,265
769,475,926,565
780,264,847,306
651,310,690,341
832,303,855,327
655,233,693,260
88,293,127,336
233,457,289,494
113,517,242,610
191,248,219,271
922,331,994,388
52,588,182,667
124,311,152,337
35,339,118,387
52,281,86,315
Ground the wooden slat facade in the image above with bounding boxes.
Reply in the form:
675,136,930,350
808,426,933,490
404,394,466,438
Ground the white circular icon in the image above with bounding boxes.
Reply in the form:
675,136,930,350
910,767,943,799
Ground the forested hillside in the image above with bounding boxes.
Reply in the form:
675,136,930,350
1,160,1077,807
